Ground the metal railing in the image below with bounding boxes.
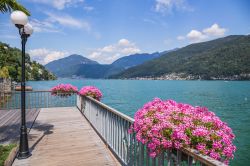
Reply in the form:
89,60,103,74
77,95,226,166
0,91,76,109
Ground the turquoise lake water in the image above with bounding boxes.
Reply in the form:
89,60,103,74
27,79,250,165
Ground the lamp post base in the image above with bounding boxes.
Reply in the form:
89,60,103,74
17,126,31,159
17,151,32,159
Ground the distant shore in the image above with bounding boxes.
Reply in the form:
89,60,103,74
120,73,250,81
44,73,250,81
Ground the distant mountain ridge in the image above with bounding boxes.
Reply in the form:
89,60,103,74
45,54,98,76
112,35,250,80
111,52,161,69
45,52,166,78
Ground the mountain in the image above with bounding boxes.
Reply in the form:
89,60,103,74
0,42,56,81
45,52,167,78
45,54,98,77
112,35,250,80
111,50,178,69
111,52,160,69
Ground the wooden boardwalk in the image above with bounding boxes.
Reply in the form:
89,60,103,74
13,107,120,166
0,109,40,144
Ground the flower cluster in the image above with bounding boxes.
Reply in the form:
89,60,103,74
51,84,78,97
130,98,236,165
78,86,102,101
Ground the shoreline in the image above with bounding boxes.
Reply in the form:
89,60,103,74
118,73,250,81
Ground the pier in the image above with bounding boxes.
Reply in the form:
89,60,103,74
0,91,226,166
13,107,119,166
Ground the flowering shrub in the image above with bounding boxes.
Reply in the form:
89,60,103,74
51,84,78,97
130,98,236,165
78,86,102,101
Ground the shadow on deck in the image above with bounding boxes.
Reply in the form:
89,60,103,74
0,109,40,144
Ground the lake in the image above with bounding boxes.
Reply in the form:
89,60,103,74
27,79,250,166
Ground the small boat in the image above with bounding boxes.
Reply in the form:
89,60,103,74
15,86,33,91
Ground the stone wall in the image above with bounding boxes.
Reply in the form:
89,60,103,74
0,78,11,92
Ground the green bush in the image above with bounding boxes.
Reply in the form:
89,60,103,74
0,144,16,166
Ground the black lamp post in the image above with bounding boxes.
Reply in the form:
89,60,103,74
11,11,33,159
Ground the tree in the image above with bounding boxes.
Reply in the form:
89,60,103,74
0,0,30,15
0,67,10,78
0,42,56,81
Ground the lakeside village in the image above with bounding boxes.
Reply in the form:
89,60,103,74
126,73,250,81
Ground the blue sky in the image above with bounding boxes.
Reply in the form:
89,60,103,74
0,0,249,64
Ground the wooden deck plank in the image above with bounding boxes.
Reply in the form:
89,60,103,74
13,107,120,166
0,109,40,144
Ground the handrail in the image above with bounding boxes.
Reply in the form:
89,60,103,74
0,91,77,109
78,95,226,166
85,96,135,123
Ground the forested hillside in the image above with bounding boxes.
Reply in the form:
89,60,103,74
0,42,56,81
112,35,250,80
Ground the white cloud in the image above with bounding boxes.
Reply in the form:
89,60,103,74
30,0,84,10
155,0,192,14
203,23,226,36
177,23,227,43
29,12,91,33
88,39,141,64
187,30,207,43
177,35,185,40
30,19,60,33
46,12,91,31
83,6,94,12
118,39,131,47
29,48,68,65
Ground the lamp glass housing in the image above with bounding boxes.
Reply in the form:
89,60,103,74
24,23,33,35
10,11,28,26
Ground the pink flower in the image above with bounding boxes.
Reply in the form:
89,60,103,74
212,141,222,149
78,86,103,101
148,143,156,150
196,143,206,151
51,84,78,97
209,151,220,160
162,139,172,148
149,152,156,158
192,127,209,137
129,98,236,165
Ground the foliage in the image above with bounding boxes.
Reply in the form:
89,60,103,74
0,144,16,166
113,35,250,80
130,98,236,165
79,86,103,101
0,67,10,78
0,42,56,81
51,84,78,97
0,0,30,16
